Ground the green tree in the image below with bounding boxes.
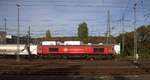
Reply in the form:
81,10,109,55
136,25,150,43
136,25,150,57
116,32,134,56
116,25,150,57
45,29,51,40
78,22,88,43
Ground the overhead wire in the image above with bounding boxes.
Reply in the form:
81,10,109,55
1,0,150,37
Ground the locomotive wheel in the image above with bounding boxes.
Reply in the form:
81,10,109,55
88,57,95,60
62,56,68,59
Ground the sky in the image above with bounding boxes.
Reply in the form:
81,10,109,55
0,0,150,38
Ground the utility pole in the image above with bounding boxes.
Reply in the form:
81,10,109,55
106,10,110,44
16,4,20,62
27,25,31,58
134,3,137,61
28,26,30,51
4,18,7,34
122,16,125,54
4,18,7,44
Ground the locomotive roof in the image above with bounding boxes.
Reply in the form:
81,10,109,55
38,44,114,47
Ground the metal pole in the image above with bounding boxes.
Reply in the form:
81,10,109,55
27,25,32,58
16,4,20,62
4,18,7,34
134,4,137,61
4,18,7,44
107,10,110,44
28,26,30,51
122,16,125,54
3,18,7,56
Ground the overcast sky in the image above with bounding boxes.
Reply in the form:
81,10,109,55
0,0,150,37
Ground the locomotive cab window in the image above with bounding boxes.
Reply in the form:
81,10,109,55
37,48,42,51
49,48,58,52
109,48,114,51
94,48,104,52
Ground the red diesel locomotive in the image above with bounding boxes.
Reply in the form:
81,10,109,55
37,43,115,59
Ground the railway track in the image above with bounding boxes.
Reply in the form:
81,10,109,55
0,59,149,76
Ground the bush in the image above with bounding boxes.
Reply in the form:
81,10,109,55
138,48,150,58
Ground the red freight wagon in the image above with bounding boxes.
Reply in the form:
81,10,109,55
37,44,115,59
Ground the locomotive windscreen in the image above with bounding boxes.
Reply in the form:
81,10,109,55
94,48,104,52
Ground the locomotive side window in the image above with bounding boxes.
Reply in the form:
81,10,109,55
49,48,58,52
37,48,42,51
94,48,104,52
109,48,114,51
